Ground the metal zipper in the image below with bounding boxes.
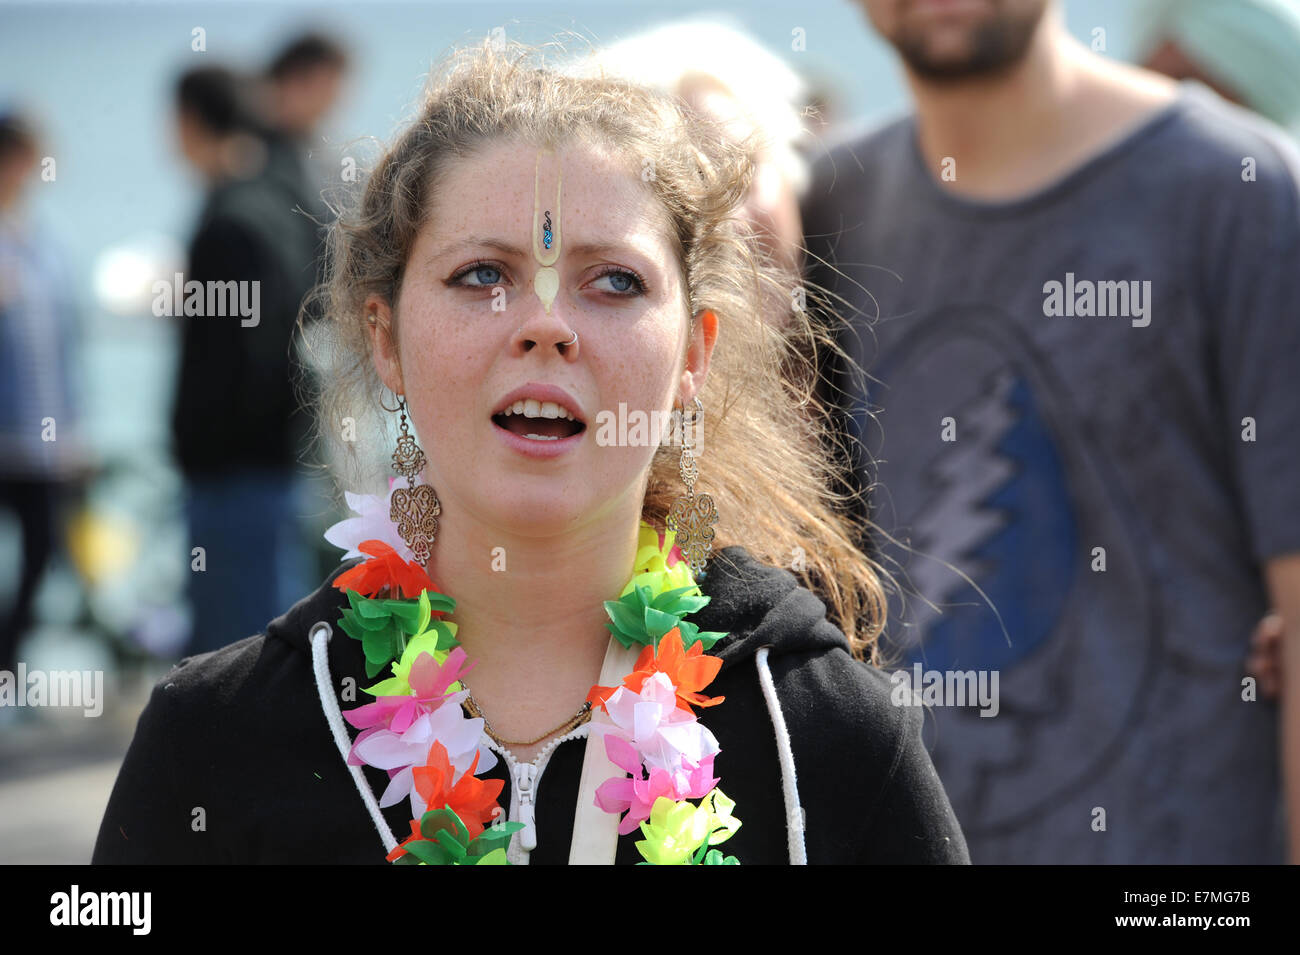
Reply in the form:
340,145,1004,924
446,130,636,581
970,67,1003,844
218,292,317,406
485,724,592,865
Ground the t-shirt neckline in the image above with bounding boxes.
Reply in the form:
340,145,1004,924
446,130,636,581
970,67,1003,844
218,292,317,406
903,80,1207,219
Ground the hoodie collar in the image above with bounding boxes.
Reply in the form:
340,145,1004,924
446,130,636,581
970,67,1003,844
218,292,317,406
693,546,851,672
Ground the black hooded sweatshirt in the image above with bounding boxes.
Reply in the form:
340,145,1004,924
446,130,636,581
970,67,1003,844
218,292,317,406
93,546,970,865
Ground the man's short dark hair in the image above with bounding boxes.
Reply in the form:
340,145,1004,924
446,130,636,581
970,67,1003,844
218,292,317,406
266,31,349,83
175,66,263,136
0,110,39,162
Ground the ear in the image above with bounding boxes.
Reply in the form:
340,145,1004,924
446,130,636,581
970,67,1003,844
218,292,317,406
365,293,404,396
678,308,719,405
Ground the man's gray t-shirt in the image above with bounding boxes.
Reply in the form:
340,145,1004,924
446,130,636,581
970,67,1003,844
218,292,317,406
801,82,1300,863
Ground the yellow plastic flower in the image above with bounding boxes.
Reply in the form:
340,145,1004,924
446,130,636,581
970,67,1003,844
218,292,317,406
635,789,742,865
700,788,741,846
365,621,459,697
636,796,713,865
621,521,701,600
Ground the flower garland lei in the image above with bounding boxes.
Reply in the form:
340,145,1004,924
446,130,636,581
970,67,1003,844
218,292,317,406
323,479,742,865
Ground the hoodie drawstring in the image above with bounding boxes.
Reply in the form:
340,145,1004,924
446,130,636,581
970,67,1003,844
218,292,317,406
756,646,808,865
310,620,398,854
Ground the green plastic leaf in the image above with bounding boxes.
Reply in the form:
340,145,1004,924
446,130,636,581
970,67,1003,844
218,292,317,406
434,829,469,862
361,624,403,670
700,849,739,865
386,600,422,632
472,822,524,850
429,597,456,616
345,592,395,632
651,586,707,612
642,607,681,641
429,620,459,651
467,847,509,865
357,597,393,620
660,595,710,618
419,807,470,845
676,620,726,651
605,598,645,636
404,839,453,865
337,608,363,642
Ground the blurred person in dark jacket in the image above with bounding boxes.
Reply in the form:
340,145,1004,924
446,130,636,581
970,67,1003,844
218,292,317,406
258,31,351,583
170,66,320,655
261,32,348,247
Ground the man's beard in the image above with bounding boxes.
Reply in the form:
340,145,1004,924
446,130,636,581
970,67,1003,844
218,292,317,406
893,7,1046,81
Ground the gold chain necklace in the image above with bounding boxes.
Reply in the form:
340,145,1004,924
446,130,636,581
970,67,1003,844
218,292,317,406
461,691,592,748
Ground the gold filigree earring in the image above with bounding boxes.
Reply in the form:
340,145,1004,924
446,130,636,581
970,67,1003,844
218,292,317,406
666,396,718,577
389,394,441,566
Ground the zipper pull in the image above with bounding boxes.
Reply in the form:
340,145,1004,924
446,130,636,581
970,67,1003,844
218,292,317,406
514,762,538,852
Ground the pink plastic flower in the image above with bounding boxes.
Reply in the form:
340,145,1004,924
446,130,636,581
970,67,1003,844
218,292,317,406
595,734,720,834
347,690,496,815
344,648,473,735
598,672,720,778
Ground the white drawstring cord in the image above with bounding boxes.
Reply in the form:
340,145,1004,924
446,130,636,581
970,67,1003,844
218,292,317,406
310,621,398,853
756,646,807,865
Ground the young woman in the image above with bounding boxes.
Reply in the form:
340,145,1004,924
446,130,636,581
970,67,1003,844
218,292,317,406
93,40,970,865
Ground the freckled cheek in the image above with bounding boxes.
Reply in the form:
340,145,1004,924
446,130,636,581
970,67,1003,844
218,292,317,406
602,321,687,408
399,317,495,441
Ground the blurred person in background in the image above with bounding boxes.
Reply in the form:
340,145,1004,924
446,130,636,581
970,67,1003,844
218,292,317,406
565,21,810,277
260,31,349,245
170,65,319,656
1143,0,1300,758
1140,0,1300,137
801,0,1300,863
258,31,353,586
0,109,87,689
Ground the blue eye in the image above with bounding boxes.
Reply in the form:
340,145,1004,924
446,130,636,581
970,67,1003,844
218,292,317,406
454,263,503,287
591,268,646,295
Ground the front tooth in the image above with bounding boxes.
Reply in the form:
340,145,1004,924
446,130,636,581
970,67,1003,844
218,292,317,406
524,398,541,418
511,400,525,415
539,401,561,419
562,409,574,421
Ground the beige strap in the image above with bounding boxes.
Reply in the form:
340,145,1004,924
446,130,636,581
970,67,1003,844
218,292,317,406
568,635,642,864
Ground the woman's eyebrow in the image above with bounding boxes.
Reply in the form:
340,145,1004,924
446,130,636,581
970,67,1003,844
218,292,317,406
431,236,527,260
431,236,653,264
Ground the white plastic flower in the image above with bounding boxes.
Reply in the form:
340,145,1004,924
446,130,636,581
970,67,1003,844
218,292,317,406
324,476,418,563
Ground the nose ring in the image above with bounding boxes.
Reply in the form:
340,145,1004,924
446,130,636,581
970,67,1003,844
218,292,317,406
562,331,578,348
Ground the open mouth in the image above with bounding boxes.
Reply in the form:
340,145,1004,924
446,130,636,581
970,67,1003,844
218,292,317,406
491,400,586,442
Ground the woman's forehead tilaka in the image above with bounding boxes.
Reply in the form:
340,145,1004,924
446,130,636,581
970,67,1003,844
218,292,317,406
532,148,562,313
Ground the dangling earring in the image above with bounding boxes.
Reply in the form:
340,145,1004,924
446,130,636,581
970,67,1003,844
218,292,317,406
666,396,718,578
389,394,441,567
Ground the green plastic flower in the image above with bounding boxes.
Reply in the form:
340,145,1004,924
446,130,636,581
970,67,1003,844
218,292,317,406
365,618,460,697
337,588,457,679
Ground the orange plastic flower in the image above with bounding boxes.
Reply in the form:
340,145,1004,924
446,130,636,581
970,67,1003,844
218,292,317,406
587,627,724,714
387,818,429,862
411,742,504,841
332,539,438,600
